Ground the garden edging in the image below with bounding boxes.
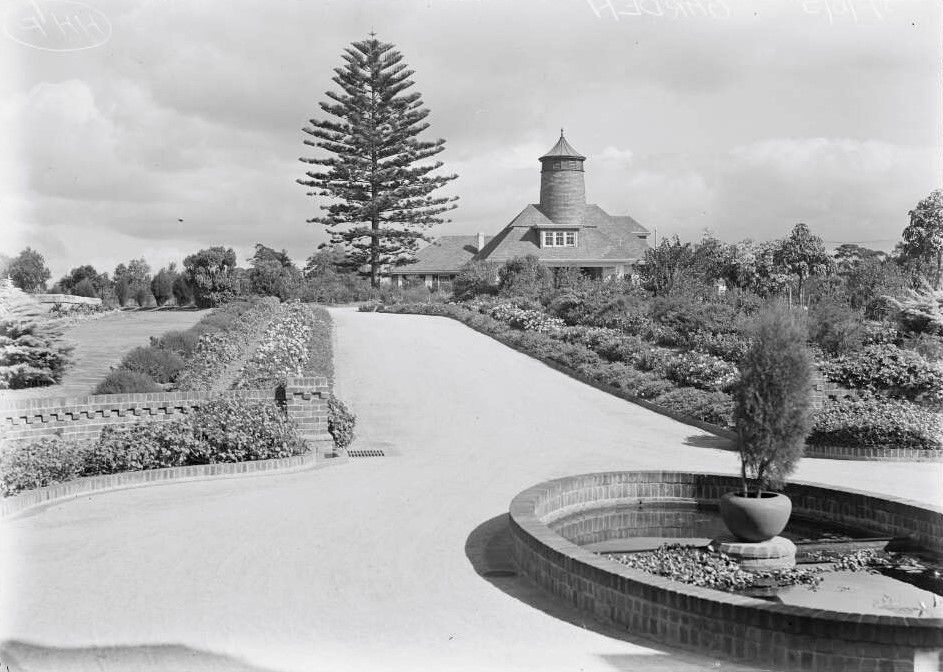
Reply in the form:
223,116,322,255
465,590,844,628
395,309,943,463
1,449,347,519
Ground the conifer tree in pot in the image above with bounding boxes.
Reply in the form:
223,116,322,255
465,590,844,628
721,304,813,543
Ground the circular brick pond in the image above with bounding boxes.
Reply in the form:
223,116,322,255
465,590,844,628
507,471,943,671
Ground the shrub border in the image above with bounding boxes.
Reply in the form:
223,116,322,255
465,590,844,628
390,309,943,463
1,449,346,519
509,470,943,671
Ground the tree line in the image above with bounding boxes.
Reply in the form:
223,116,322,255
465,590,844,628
0,244,368,308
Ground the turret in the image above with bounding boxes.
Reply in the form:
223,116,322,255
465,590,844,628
538,130,586,226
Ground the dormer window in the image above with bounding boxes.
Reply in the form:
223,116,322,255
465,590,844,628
542,230,577,247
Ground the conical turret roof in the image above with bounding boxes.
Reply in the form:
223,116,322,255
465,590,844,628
540,130,585,160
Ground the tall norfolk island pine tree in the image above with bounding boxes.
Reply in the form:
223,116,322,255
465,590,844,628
299,35,458,286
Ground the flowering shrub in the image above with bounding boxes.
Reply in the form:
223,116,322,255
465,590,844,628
809,397,943,449
688,329,750,363
1,399,308,496
191,397,306,461
0,437,84,496
328,396,356,450
488,303,565,335
665,351,739,392
820,344,943,406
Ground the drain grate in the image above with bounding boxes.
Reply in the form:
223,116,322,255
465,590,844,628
347,449,386,458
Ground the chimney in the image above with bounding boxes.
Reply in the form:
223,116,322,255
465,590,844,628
476,232,486,254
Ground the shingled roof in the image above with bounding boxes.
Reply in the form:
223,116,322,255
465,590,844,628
540,132,586,160
476,204,649,264
390,235,491,275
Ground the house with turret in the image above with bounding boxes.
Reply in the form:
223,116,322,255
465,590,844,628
390,132,651,287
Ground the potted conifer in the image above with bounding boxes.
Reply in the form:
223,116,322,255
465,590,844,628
720,304,814,543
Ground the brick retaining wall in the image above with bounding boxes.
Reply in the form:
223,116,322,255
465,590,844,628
509,471,943,671
0,376,333,455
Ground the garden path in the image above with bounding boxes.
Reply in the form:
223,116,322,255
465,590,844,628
0,307,939,672
0,309,208,400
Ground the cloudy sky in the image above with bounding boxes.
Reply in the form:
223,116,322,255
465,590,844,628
1,0,940,279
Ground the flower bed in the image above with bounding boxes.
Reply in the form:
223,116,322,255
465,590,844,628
234,303,322,389
175,298,281,391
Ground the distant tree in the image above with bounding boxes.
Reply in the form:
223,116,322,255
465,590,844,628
299,34,459,287
182,247,239,308
898,189,943,289
638,235,697,296
0,254,11,278
56,265,111,298
172,274,194,306
250,259,301,300
72,278,98,298
114,278,132,307
8,248,50,293
114,258,152,304
833,243,885,274
692,231,728,284
151,264,179,306
774,223,833,305
303,246,349,278
734,305,813,494
845,257,910,318
250,244,294,269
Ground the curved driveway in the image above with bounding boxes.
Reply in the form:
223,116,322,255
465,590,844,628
1,307,939,672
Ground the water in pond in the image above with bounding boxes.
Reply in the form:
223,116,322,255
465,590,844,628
549,502,943,618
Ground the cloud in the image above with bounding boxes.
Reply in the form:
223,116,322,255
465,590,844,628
1,0,940,278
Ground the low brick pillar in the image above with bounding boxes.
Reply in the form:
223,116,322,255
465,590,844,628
284,376,334,458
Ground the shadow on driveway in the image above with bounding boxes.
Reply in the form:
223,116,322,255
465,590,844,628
0,640,282,672
464,514,764,672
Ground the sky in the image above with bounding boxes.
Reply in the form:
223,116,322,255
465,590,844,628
1,0,940,279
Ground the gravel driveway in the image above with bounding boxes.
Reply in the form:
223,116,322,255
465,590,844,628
0,307,938,672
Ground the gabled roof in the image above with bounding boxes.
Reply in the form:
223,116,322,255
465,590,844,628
476,204,649,264
540,132,586,160
390,235,491,274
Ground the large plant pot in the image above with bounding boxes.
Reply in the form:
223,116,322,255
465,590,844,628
720,492,792,543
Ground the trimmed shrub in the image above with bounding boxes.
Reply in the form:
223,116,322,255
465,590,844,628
328,396,356,450
819,343,943,406
809,397,943,449
734,306,813,492
0,437,84,496
153,329,201,356
119,346,185,384
94,369,162,394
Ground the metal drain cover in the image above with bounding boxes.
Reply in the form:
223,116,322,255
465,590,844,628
347,449,386,458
